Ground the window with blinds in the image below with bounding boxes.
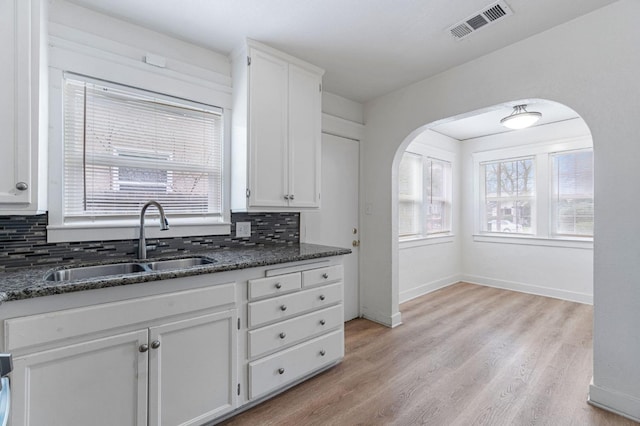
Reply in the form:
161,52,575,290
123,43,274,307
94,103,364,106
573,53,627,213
398,152,452,239
63,75,223,220
551,149,594,237
482,157,535,234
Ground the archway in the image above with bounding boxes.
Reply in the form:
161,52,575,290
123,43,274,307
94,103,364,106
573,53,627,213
392,99,594,309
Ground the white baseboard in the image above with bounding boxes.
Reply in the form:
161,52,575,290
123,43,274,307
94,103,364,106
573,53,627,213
589,382,640,422
399,274,462,304
360,309,403,328
461,274,593,304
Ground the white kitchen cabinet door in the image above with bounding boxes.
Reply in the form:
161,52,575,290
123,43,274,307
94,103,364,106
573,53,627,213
148,310,238,426
248,48,289,208
233,40,324,211
288,64,321,208
10,330,149,426
0,0,45,213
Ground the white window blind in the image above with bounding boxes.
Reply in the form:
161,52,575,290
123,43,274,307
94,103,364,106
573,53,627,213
398,152,422,236
425,158,452,235
482,157,535,234
399,152,452,239
551,149,594,237
63,75,223,219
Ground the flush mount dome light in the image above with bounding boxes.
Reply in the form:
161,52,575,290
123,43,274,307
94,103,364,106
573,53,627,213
500,104,542,129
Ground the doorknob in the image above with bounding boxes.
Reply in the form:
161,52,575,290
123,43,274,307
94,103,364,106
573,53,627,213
352,240,360,247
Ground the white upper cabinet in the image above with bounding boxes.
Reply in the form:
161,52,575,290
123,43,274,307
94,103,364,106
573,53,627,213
0,0,47,214
232,40,323,211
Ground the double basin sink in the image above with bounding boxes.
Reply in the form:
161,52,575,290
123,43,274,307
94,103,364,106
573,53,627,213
44,256,216,282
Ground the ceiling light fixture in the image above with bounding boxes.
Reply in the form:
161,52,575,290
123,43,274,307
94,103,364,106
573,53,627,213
500,104,542,129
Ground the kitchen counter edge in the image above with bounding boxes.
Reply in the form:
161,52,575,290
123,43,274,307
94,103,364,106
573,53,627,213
0,243,351,303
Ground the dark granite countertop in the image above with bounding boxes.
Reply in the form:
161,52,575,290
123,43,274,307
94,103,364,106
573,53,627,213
0,243,351,303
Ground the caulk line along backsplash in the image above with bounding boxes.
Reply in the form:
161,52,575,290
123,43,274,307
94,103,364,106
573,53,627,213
0,212,299,271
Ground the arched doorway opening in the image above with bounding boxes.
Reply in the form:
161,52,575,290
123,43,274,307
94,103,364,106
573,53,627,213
392,99,594,307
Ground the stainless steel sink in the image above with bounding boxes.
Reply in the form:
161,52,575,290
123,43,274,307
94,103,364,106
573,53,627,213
145,257,215,271
44,262,149,282
44,257,216,281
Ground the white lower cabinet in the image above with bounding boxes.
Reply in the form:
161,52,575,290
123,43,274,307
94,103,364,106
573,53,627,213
6,283,238,426
12,330,149,426
3,258,346,425
149,310,237,426
246,263,344,401
149,311,237,426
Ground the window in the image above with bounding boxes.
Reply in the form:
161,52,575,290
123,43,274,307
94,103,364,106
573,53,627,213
482,157,535,234
399,152,452,239
551,149,594,237
474,139,593,241
62,75,223,220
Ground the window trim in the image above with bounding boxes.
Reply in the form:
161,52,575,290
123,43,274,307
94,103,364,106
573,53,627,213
472,136,593,244
48,53,232,243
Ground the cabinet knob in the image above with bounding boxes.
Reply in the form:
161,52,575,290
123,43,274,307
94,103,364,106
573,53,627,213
278,368,285,375
139,344,149,353
275,282,282,289
319,319,326,325
280,305,287,311
15,182,28,191
289,194,295,200
319,294,326,301
320,349,326,356
322,273,329,279
151,340,161,349
279,332,286,339
284,195,290,200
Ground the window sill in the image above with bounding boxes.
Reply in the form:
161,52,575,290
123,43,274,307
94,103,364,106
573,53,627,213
399,234,455,249
47,219,231,243
472,234,593,249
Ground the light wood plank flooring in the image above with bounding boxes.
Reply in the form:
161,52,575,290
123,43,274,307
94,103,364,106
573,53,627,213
221,282,638,425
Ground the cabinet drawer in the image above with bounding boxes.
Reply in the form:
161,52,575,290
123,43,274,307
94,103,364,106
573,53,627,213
249,329,343,399
248,283,342,328
302,265,343,288
248,304,342,359
248,273,301,300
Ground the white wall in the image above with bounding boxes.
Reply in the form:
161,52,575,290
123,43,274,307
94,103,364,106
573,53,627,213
48,0,230,82
399,130,462,303
322,92,364,124
361,0,640,419
461,119,594,304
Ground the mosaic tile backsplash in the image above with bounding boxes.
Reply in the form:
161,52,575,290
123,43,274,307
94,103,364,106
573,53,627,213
0,212,299,271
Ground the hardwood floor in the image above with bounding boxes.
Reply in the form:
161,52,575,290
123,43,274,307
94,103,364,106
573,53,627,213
221,282,638,425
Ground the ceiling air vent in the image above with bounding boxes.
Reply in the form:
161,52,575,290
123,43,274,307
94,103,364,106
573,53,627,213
448,0,514,40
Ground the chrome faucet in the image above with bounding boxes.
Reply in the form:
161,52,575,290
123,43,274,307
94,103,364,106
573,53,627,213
138,200,170,259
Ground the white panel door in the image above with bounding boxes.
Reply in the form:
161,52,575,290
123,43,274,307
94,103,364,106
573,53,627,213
248,48,288,207
148,310,238,426
288,64,321,207
11,330,149,426
303,134,360,321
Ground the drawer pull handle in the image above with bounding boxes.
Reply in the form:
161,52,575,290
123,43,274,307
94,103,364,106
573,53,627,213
139,344,149,353
320,349,326,356
280,305,287,311
319,294,326,301
279,332,286,339
151,340,161,349
275,282,282,289
278,368,285,375
320,319,326,325
322,273,329,279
